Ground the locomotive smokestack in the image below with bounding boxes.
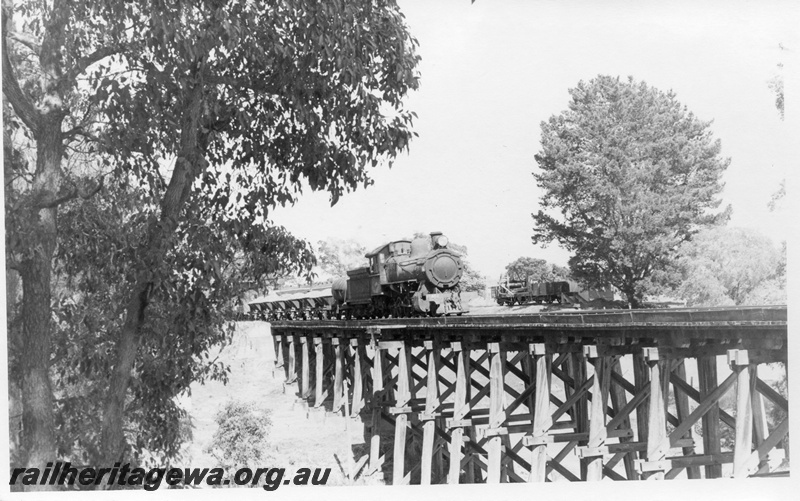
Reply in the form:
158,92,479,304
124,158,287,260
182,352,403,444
430,231,448,249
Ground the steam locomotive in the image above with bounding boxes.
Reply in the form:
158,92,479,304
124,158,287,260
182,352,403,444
249,232,466,320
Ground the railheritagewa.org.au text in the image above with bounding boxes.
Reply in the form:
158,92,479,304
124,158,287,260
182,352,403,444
10,462,331,490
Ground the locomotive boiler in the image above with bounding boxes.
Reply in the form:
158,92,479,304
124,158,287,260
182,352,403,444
331,232,465,318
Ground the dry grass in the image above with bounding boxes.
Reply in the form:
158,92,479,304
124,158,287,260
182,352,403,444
181,321,377,486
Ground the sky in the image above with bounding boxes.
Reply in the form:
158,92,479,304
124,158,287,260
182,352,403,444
270,0,798,282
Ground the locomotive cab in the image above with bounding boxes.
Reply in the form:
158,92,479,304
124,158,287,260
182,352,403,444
366,240,411,287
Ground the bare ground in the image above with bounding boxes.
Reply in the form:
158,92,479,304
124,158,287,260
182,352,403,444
182,321,376,486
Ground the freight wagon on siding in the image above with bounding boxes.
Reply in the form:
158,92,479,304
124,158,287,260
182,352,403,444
491,275,614,306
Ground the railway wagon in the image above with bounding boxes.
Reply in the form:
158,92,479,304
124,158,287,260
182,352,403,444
493,275,614,306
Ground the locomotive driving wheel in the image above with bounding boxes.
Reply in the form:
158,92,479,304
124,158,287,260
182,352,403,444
389,292,413,318
372,296,391,318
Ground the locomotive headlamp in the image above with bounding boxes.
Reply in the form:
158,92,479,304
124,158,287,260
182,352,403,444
436,235,449,248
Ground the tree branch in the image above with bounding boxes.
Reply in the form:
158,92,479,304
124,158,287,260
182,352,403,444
2,32,42,135
5,170,34,187
62,124,101,142
67,45,122,82
7,29,40,53
62,125,84,139
35,176,105,209
202,71,279,96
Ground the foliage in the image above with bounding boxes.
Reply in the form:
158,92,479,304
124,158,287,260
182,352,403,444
532,75,730,308
47,176,312,465
101,0,421,212
767,48,785,121
205,400,273,477
2,0,128,472
94,0,421,461
458,260,486,293
768,179,785,212
767,73,784,121
670,227,785,306
312,238,368,283
504,256,570,283
4,0,420,472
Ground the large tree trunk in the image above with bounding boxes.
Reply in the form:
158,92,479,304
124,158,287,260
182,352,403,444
19,252,56,472
99,86,205,466
98,289,147,463
17,118,63,488
4,2,70,485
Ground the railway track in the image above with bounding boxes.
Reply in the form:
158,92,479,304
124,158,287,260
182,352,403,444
269,304,786,325
269,304,787,362
269,305,786,338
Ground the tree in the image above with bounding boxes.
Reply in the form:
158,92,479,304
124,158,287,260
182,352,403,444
4,0,420,478
532,75,730,308
3,0,141,477
671,226,785,307
312,238,368,283
98,1,419,466
43,177,313,468
504,256,569,283
458,261,486,293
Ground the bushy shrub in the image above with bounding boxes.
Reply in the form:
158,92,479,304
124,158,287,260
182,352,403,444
205,400,272,478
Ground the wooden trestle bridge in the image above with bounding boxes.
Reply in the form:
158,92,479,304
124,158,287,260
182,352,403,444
265,306,789,484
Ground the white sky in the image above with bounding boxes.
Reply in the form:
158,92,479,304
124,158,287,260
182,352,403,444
271,0,798,281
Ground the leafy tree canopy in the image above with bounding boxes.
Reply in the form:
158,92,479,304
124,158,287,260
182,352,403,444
503,256,570,283
670,226,785,307
4,0,421,475
101,0,421,215
457,260,486,293
312,238,368,283
32,174,312,467
532,75,730,308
